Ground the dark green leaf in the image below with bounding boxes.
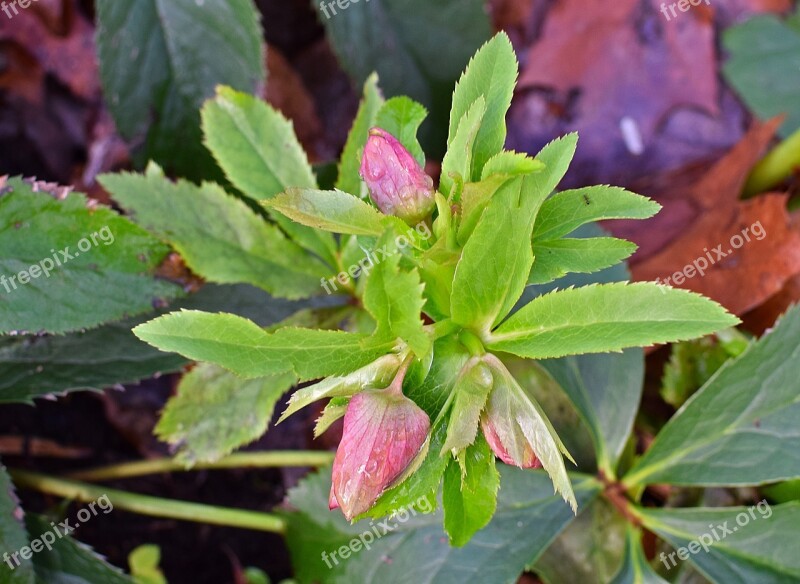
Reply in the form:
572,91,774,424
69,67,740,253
96,0,264,179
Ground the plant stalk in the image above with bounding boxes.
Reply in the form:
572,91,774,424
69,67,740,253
67,451,334,482
10,469,287,534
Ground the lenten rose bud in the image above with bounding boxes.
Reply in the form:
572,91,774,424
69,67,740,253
331,381,430,520
482,414,542,469
359,128,435,225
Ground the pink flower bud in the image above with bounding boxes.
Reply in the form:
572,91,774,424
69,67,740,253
331,384,430,520
482,414,542,469
359,128,435,225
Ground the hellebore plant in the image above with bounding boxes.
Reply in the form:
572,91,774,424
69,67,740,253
128,33,738,544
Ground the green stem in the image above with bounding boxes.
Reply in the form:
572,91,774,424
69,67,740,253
743,126,800,197
67,451,334,482
9,469,287,534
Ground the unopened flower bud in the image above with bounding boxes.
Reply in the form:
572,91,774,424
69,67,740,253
331,382,430,520
359,128,435,225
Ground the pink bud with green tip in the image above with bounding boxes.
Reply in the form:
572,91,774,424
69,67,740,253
359,128,435,225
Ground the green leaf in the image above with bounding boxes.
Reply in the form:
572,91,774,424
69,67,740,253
100,166,328,300
363,251,430,356
0,284,309,404
0,178,181,335
202,86,316,199
200,87,337,265
722,13,800,138
451,175,548,332
0,463,34,584
279,354,401,423
337,74,384,198
660,329,750,409
440,96,486,196
375,97,428,166
96,0,264,180
488,283,740,360
133,310,392,380
26,514,132,583
609,527,668,584
442,435,499,546
534,498,627,584
624,305,800,488
534,186,661,241
441,358,494,455
449,33,518,179
529,237,638,285
319,0,490,155
638,503,800,583
155,363,296,464
283,465,600,584
528,133,579,200
455,175,511,245
266,188,388,236
128,544,167,584
481,151,544,180
541,350,644,475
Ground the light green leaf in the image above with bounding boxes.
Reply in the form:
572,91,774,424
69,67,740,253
201,86,337,265
284,466,599,584
528,133,579,200
279,354,402,423
128,544,167,584
440,97,486,196
133,310,391,380
449,33,518,179
0,463,33,584
0,178,181,335
314,397,350,438
481,151,544,180
375,96,427,166
638,503,800,584
609,527,668,584
155,363,296,464
266,188,388,236
451,175,548,332
489,283,740,360
96,0,264,180
442,435,499,547
202,86,316,199
337,74,384,198
456,175,511,245
528,237,638,285
27,514,131,582
534,186,661,241
442,358,494,455
722,13,800,138
100,166,328,300
319,0,490,153
624,305,800,488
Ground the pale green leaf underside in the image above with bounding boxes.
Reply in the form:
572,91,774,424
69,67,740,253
489,283,740,359
440,96,486,196
266,188,388,236
156,363,296,465
101,167,327,300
